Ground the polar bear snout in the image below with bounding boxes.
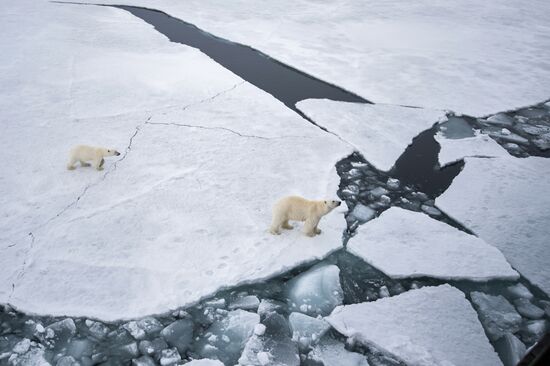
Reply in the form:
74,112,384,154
325,200,341,209
114,151,121,156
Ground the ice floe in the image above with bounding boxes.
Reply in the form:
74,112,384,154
326,284,502,366
435,132,509,166
80,0,550,115
470,292,522,341
347,207,518,281
437,156,550,296
307,337,369,366
1,66,351,319
297,100,445,171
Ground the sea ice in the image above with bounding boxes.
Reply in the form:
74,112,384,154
519,320,547,345
348,204,376,223
160,319,194,353
506,284,534,300
307,337,369,366
327,285,501,366
238,313,299,366
347,208,518,281
493,333,526,366
132,355,156,366
297,100,445,171
437,156,550,296
196,310,259,365
85,0,550,115
435,132,508,166
288,312,330,347
286,264,344,316
470,292,522,341
513,299,545,319
2,82,350,319
185,360,224,366
229,296,261,311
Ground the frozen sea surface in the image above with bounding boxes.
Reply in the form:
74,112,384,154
297,99,446,171
437,156,550,296
72,0,550,116
348,207,518,281
327,285,503,366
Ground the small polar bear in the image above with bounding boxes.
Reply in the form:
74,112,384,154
270,196,341,237
67,145,120,171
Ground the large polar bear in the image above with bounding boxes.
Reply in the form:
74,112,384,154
67,145,120,171
270,196,341,237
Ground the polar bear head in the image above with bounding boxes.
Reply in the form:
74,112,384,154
323,200,341,212
101,148,121,157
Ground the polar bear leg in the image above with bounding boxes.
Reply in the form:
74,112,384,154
269,213,284,235
281,220,293,230
303,217,320,237
67,157,77,170
93,157,104,171
79,160,91,167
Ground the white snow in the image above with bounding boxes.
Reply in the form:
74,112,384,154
185,360,224,366
75,0,550,115
297,100,445,171
0,0,351,320
435,132,509,166
326,284,502,366
348,208,518,281
437,156,550,296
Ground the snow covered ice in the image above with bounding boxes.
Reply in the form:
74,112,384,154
435,132,509,166
327,285,502,366
307,337,369,366
75,0,550,115
348,207,518,281
437,156,550,296
297,100,445,171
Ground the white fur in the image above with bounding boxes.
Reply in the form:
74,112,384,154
270,196,341,237
67,145,120,171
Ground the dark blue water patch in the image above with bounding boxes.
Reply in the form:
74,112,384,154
110,5,369,117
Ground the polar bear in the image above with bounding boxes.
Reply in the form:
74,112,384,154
270,196,341,237
67,145,120,171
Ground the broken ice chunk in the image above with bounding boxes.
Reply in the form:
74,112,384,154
386,178,400,190
159,347,181,366
288,312,330,347
493,333,526,366
8,348,50,366
513,299,545,319
286,264,343,316
12,339,31,354
197,310,259,365
238,313,299,366
56,356,79,366
257,299,286,318
369,187,388,198
229,296,260,311
160,319,194,354
349,204,376,223
66,338,94,360
86,320,109,340
132,355,156,366
519,320,547,345
470,292,522,341
185,359,224,366
46,318,76,342
138,338,168,357
307,337,369,366
485,113,515,127
123,317,163,340
378,286,390,298
420,204,441,216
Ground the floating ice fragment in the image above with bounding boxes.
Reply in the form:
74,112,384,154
327,285,501,366
369,187,388,198
493,333,526,366
256,352,270,365
378,286,390,298
132,355,156,366
161,319,194,353
470,292,522,341
159,347,181,366
66,338,94,360
386,178,400,190
46,319,76,342
253,324,266,336
229,296,260,311
286,264,343,316
289,312,330,347
257,299,286,318
307,337,369,366
56,356,79,366
513,299,545,319
520,320,547,345
12,339,30,354
185,359,224,366
8,348,50,366
420,204,441,216
485,113,515,126
349,204,376,223
138,338,168,356
197,310,259,365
